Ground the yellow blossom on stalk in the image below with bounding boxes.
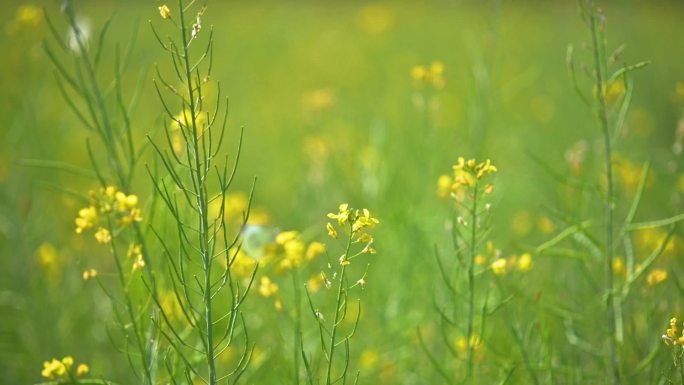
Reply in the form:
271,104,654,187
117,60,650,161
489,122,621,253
82,269,98,281
94,228,111,244
159,4,171,19
339,254,351,266
663,317,684,346
326,222,338,239
491,258,507,275
517,253,533,272
258,276,279,297
647,268,667,287
328,203,350,225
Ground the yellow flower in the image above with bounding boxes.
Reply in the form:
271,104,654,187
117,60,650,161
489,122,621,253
75,206,98,234
326,222,337,239
94,228,112,244
411,61,445,89
339,254,351,267
258,276,279,297
359,348,380,369
647,268,667,287
305,242,326,261
41,359,65,379
352,208,380,232
127,243,142,259
474,255,487,266
437,174,453,199
517,253,533,272
76,363,89,376
132,255,146,272
612,257,625,276
491,258,507,275
158,5,171,19
327,203,350,225
306,274,325,293
538,216,556,234
82,269,98,281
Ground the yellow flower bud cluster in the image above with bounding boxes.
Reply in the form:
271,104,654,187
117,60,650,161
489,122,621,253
327,203,380,265
663,317,684,346
74,185,143,244
411,61,445,90
41,356,89,380
437,157,497,199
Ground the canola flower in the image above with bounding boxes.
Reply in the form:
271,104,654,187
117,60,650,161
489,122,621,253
326,203,379,265
663,317,684,346
159,4,171,19
41,356,89,380
74,185,142,244
437,157,497,201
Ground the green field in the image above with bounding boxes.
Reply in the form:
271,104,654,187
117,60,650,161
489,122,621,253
1,1,684,384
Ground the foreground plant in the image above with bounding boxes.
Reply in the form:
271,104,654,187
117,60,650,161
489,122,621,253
296,203,379,384
146,1,254,383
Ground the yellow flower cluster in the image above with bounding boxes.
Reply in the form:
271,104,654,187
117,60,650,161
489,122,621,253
74,186,142,244
257,276,283,310
327,203,380,265
411,61,445,89
275,231,326,271
437,157,497,199
663,317,684,346
41,356,89,380
490,253,533,276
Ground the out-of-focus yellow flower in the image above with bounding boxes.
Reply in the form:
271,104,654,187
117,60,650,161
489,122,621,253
41,359,65,379
307,274,325,293
437,174,453,199
491,258,507,275
159,291,183,320
511,210,533,236
305,242,326,261
159,5,171,19
612,257,625,276
94,228,111,244
538,216,556,234
612,154,654,193
132,255,145,272
302,89,336,112
455,334,481,356
517,253,533,272
647,268,667,287
474,254,487,266
258,276,279,297
76,364,89,376
411,61,445,89
359,348,380,369
36,243,62,283
82,269,98,281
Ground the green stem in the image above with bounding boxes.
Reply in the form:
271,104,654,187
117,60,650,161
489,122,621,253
589,10,620,385
326,225,355,385
177,1,216,383
465,180,479,384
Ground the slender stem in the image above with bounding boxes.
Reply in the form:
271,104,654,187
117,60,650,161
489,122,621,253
177,1,216,383
465,180,479,384
589,10,620,385
326,225,355,385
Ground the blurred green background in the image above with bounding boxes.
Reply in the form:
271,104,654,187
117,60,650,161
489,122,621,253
1,1,683,384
